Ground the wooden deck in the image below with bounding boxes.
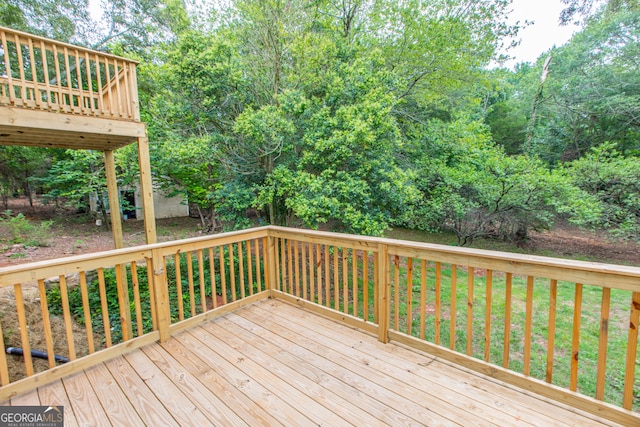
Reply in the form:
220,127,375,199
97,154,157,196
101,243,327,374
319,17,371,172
1,299,625,426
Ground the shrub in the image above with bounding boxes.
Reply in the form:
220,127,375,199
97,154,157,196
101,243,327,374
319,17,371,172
0,210,53,247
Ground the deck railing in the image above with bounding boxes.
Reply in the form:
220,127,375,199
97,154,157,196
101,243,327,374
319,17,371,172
0,26,139,121
0,226,638,425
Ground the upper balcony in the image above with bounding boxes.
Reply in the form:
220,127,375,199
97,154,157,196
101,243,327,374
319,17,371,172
0,26,145,151
0,226,638,425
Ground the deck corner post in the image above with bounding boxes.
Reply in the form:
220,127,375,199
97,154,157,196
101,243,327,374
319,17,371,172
377,243,390,344
151,248,171,342
266,230,278,298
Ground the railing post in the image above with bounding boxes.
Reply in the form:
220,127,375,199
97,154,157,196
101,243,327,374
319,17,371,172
151,248,171,342
377,243,390,343
267,230,278,297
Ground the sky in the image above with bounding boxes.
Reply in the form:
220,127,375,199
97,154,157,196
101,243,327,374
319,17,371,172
505,0,580,66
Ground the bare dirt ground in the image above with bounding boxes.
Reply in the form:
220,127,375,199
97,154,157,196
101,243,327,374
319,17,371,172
1,197,639,267
0,197,203,268
528,221,640,265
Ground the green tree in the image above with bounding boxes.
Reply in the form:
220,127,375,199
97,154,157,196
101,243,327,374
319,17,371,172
404,119,597,245
563,142,640,238
0,0,90,42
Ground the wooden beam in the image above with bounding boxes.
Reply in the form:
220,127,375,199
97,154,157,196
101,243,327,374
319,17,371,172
104,150,124,249
137,136,157,244
0,106,145,139
0,125,135,150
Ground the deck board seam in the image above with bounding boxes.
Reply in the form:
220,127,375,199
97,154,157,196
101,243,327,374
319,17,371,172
258,299,620,427
239,304,483,426
222,311,449,426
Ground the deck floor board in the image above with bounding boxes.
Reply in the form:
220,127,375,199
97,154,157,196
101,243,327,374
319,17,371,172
262,300,612,427
9,299,626,426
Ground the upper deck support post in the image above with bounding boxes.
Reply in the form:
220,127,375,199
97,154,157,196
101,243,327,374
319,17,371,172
104,150,124,249
137,135,157,244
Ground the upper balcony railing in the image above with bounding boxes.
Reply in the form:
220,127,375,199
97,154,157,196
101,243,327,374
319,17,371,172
0,26,140,121
0,226,638,425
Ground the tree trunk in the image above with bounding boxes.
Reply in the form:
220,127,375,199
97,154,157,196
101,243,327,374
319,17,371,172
525,55,552,154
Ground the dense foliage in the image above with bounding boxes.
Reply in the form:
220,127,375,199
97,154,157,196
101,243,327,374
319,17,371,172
1,0,639,245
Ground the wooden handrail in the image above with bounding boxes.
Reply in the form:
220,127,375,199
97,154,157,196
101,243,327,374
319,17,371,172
0,26,139,121
0,225,638,424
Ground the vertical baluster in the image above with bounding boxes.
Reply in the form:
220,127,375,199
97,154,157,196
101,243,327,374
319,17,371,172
53,45,63,108
503,273,512,368
14,35,27,102
79,271,95,353
595,287,611,400
301,242,307,300
546,279,558,383
324,244,330,306
373,252,379,323
309,242,315,301
261,236,268,289
27,37,40,107
219,246,228,305
0,319,9,385
74,49,86,113
484,270,493,362
273,238,281,291
40,41,52,109
450,264,457,350
435,261,442,345
97,268,112,348
570,283,583,391
174,253,184,320
316,243,323,305
287,239,294,294
104,57,113,115
146,258,158,331
14,284,34,375
406,258,414,335
115,264,131,341
94,53,104,114
623,292,640,410
63,47,75,111
198,249,207,311
114,58,123,116
209,248,218,309
342,248,349,314
420,259,427,340
84,51,95,113
1,32,16,104
58,276,77,360
333,246,339,309
237,243,246,300
121,58,132,118
247,240,254,296
293,240,300,297
467,266,474,356
186,252,196,315
316,244,329,305
37,279,55,368
229,244,237,302
131,262,144,336
524,276,534,375
393,255,400,329
364,252,370,322
280,238,286,291
352,249,358,317
256,238,263,293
